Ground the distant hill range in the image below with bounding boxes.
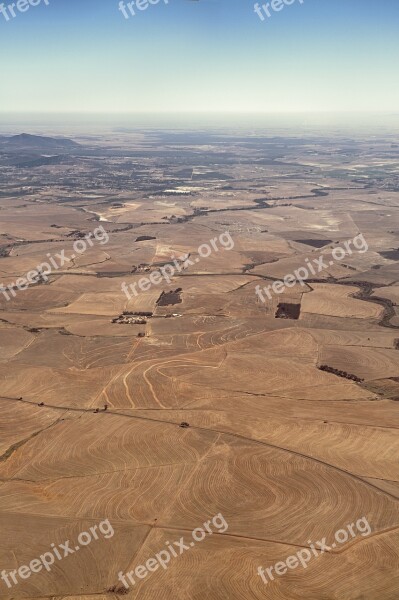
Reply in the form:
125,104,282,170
0,133,80,167
0,133,79,151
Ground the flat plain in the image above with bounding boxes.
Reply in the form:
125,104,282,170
0,129,398,599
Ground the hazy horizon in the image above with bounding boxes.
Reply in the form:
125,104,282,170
1,111,399,137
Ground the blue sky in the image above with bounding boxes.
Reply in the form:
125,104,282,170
0,0,398,114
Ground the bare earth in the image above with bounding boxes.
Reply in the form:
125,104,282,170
0,129,398,599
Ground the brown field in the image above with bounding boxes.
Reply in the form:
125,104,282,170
0,130,398,599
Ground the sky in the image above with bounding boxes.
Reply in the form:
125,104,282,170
0,0,398,115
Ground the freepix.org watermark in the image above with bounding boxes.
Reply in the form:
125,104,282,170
254,0,304,22
118,0,168,19
258,516,371,585
1,519,114,589
121,231,234,300
0,225,109,302
0,0,49,22
255,233,369,303
117,513,228,590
